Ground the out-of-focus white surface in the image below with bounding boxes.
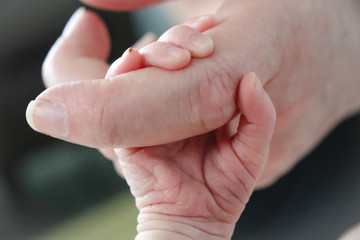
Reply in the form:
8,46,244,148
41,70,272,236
339,222,360,240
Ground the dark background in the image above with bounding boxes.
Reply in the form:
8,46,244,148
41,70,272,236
0,1,359,240
0,1,135,239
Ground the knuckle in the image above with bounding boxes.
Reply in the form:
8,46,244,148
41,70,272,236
85,84,119,148
94,100,118,148
188,63,239,132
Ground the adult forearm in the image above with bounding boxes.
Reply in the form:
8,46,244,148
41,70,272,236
329,0,360,119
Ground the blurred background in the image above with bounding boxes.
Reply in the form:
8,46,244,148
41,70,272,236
0,0,177,239
0,1,140,239
1,1,360,240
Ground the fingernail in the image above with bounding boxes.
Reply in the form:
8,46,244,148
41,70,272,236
190,33,213,48
185,15,208,28
166,45,188,58
26,100,69,138
62,7,86,36
185,15,217,30
251,73,265,95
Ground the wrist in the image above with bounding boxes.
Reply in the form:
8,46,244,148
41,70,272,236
136,213,234,240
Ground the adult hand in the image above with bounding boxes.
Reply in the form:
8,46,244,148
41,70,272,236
27,0,360,187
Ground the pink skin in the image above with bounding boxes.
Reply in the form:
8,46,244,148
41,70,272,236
28,0,360,191
106,14,217,78
104,32,277,239
102,18,276,239
116,72,276,239
31,10,222,149
35,9,219,166
102,15,218,170
29,9,277,239
106,48,143,79
41,10,215,87
26,0,360,237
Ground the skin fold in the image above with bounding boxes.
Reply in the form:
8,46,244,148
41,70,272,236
31,0,360,187
102,18,275,239
26,0,360,237
115,72,276,239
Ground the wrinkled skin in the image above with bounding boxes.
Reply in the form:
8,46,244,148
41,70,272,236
94,0,360,188
26,0,360,238
32,0,360,188
115,72,276,239
105,37,277,239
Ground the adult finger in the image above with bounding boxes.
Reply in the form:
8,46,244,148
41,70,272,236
42,7,111,87
80,0,167,11
42,8,116,160
26,57,240,148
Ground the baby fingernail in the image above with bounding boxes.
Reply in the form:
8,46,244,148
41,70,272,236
251,73,265,95
185,14,218,30
190,33,213,48
166,45,188,58
26,100,69,138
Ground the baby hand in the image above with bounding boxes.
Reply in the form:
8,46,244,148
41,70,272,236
106,15,218,78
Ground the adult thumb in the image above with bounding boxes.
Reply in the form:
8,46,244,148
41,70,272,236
26,1,282,149
26,61,238,148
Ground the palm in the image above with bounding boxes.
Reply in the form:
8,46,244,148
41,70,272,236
118,125,251,226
